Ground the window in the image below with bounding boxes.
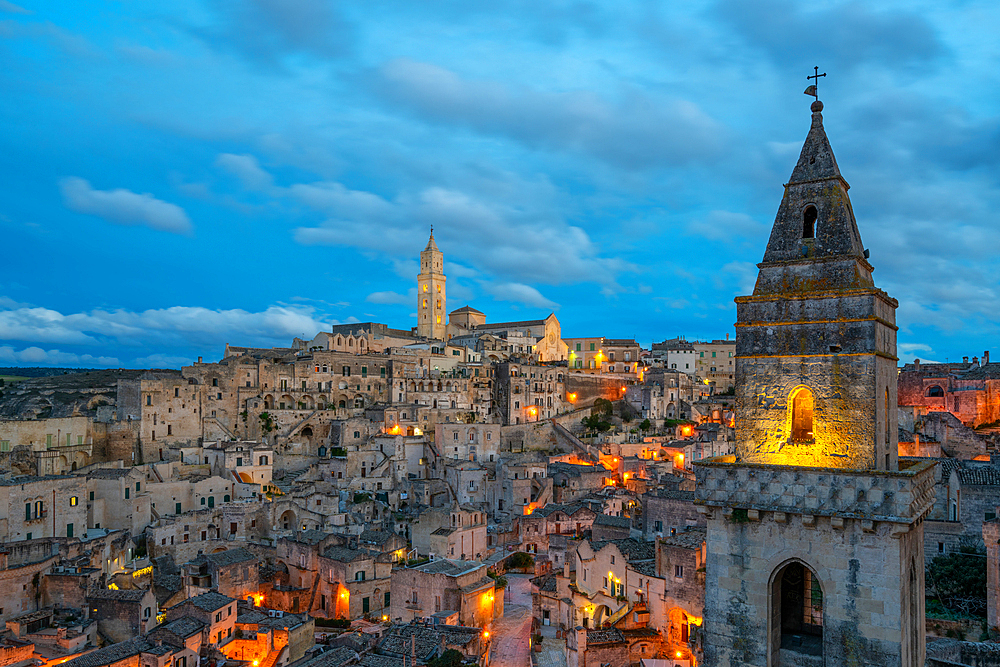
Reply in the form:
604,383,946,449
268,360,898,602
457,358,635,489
355,571,366,581
674,565,684,578
66,523,74,538
803,205,817,238
926,385,945,397
125,488,130,500
212,378,219,387
590,343,595,351
90,491,94,501
790,387,814,441
70,496,78,506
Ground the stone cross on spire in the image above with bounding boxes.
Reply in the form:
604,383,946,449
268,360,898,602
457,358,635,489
804,66,826,100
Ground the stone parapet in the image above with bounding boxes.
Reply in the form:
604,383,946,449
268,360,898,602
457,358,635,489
694,456,936,524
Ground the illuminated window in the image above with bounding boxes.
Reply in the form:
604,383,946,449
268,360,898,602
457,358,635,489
790,387,814,441
423,285,428,292
803,205,817,238
70,496,78,506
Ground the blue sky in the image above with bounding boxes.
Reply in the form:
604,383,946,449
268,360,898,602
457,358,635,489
1,0,998,368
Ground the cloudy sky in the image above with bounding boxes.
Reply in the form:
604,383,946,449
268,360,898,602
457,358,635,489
1,0,998,368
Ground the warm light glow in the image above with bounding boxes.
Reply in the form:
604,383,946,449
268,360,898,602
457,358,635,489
387,424,402,435
623,472,629,480
680,425,693,437
252,594,264,607
108,583,119,590
674,453,685,469
567,392,577,402
483,631,490,639
620,386,626,392
382,615,388,622
413,427,422,436
523,501,542,515
253,661,259,666
676,651,683,659
528,407,538,415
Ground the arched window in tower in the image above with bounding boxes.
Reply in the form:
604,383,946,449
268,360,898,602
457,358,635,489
437,285,441,293
422,298,428,309
790,387,814,441
772,561,823,658
423,285,428,292
803,205,817,239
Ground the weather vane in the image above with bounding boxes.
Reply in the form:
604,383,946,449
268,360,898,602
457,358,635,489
804,66,826,100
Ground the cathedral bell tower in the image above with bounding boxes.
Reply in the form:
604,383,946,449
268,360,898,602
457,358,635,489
694,94,935,667
417,228,447,340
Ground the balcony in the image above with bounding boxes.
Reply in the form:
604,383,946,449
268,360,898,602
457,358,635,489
25,511,48,524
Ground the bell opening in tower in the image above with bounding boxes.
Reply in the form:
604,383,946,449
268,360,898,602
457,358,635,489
802,205,817,238
789,386,814,442
774,561,823,659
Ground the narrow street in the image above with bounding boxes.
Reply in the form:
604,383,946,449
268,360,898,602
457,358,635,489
489,574,533,666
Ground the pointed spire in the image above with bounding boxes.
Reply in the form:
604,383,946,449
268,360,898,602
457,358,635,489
788,100,844,186
424,226,439,252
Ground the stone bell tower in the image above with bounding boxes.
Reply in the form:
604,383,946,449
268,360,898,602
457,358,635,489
417,228,447,340
694,97,936,667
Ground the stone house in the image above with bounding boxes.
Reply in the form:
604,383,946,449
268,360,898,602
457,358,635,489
655,527,707,659
411,506,488,561
202,441,273,493
388,559,499,628
316,545,392,619
898,355,1000,428
62,637,177,667
492,361,566,424
147,616,204,667
591,514,632,541
87,467,151,534
0,475,88,542
435,423,500,463
549,462,611,503
182,547,259,601
641,489,703,540
917,456,1000,560
85,587,158,643
164,591,238,648
516,502,597,556
571,538,656,629
443,461,489,507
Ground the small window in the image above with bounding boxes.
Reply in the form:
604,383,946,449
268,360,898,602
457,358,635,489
674,565,684,578
70,496,78,506
803,205,817,238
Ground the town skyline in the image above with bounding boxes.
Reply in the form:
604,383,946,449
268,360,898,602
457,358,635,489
2,1,998,368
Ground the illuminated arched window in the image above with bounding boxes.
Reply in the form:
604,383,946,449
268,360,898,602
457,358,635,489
790,387,814,441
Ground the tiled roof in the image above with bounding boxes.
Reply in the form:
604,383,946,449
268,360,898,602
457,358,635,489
86,468,133,479
958,464,1000,486
86,588,148,602
533,503,594,519
961,363,1000,380
290,646,358,667
630,560,658,577
431,527,455,536
593,514,632,529
185,591,235,612
322,546,375,563
586,627,625,644
533,574,557,593
153,616,205,639
359,529,398,546
659,527,706,550
413,559,484,577
63,638,152,667
591,537,655,562
358,655,405,667
458,576,493,594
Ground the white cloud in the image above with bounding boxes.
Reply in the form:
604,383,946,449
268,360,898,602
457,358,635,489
215,153,274,191
60,177,192,235
366,290,413,306
688,210,767,241
0,346,119,367
0,1,31,14
482,282,559,311
0,300,334,350
134,353,194,368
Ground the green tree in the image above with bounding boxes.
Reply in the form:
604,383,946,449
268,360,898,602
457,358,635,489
428,649,464,667
509,552,535,569
927,537,987,617
640,418,651,432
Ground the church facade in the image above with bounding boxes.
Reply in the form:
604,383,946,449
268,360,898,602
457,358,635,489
694,100,936,666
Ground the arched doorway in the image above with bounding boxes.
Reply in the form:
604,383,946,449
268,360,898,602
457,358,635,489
280,509,297,531
771,560,823,661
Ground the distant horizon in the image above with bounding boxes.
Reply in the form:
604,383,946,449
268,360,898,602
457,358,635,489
2,2,996,369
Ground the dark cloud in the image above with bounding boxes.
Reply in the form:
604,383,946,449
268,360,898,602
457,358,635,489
713,0,945,73
372,59,725,169
198,0,353,64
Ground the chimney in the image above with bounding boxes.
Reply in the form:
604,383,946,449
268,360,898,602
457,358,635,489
963,356,969,364
914,358,921,371
725,333,729,340
973,357,979,367
985,351,991,365
197,357,203,364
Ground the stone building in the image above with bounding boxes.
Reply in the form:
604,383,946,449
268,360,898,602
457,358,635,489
694,98,934,666
492,361,566,425
0,475,87,542
897,355,1000,428
641,489,703,540
163,591,238,648
85,587,158,643
410,506,488,561
87,467,151,534
692,337,736,391
182,547,259,600
417,230,447,340
388,559,499,628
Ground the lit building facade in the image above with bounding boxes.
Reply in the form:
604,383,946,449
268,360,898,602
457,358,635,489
694,99,935,667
